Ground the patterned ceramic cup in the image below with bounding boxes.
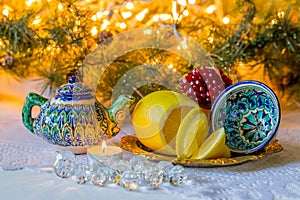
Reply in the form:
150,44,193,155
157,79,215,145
210,80,281,154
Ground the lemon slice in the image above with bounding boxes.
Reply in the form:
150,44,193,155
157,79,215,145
132,90,199,156
192,127,231,159
176,107,208,158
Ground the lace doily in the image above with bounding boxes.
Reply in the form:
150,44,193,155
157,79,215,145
0,142,56,170
0,125,299,199
166,128,300,200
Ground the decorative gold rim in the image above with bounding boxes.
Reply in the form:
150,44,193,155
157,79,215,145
119,135,283,167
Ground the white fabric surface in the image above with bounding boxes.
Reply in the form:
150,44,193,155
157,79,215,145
0,74,300,200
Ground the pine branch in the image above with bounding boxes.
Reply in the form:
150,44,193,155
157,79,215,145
211,0,256,70
0,13,38,54
0,0,300,103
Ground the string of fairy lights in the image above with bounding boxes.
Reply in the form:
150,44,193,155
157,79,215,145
0,0,229,77
1,0,299,105
0,0,235,40
1,0,289,55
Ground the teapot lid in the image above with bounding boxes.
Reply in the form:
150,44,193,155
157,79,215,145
55,77,94,101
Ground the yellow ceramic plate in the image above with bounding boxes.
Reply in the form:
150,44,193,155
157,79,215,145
119,135,283,167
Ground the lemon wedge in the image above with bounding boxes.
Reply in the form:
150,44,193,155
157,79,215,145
176,107,208,158
192,127,231,159
132,90,199,156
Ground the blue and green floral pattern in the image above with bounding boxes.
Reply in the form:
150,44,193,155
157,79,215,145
22,77,134,150
210,80,280,154
32,102,101,146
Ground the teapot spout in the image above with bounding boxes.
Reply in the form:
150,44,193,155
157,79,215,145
108,94,135,125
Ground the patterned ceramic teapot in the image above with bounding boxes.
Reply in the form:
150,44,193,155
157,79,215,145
22,77,134,154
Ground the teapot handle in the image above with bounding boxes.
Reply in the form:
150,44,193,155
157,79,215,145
22,92,48,133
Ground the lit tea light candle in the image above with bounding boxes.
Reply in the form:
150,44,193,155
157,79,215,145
87,141,123,165
102,140,107,153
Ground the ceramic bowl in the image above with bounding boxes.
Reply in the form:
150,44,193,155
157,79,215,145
210,80,281,154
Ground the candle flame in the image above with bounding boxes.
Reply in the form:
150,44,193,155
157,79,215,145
102,140,107,153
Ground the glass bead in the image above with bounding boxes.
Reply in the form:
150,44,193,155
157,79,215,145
111,160,132,173
91,169,109,187
53,158,75,178
72,163,90,184
119,171,142,191
112,170,121,184
169,173,188,186
56,150,75,162
88,156,108,173
154,161,174,183
132,161,146,172
155,160,174,171
129,155,146,171
169,165,185,174
143,171,163,188
141,160,156,173
168,165,187,186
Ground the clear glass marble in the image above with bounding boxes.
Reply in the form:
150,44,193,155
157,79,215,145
53,150,76,178
111,159,132,173
119,171,142,191
143,170,163,188
168,165,187,186
169,172,188,186
71,163,90,184
55,150,75,162
155,160,174,171
53,158,75,178
90,166,110,187
129,155,146,171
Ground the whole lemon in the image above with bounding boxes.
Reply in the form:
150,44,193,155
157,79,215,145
131,90,200,156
